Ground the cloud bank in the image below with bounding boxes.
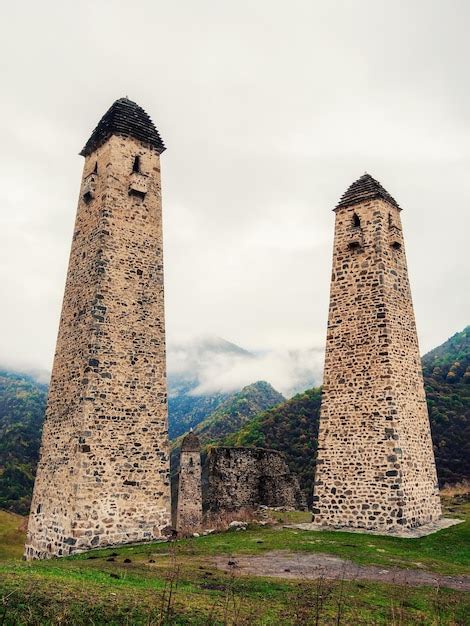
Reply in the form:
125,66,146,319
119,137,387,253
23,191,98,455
167,335,323,397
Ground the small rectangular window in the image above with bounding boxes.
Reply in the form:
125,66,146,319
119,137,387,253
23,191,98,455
129,188,146,200
348,241,361,251
132,156,141,173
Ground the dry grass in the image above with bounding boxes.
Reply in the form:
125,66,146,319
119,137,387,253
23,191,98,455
203,507,260,532
441,480,470,498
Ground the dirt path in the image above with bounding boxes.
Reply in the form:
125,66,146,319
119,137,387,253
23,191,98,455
213,550,470,591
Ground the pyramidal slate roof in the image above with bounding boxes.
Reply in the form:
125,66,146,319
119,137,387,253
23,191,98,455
335,173,401,211
80,97,166,157
181,431,201,453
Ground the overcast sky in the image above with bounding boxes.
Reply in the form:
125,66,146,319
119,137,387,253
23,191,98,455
0,1,468,387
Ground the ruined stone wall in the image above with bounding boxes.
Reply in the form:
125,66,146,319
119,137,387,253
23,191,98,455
313,195,441,531
25,134,171,559
206,447,305,512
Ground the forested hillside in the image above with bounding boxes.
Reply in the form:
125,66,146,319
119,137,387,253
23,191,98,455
168,377,229,439
0,371,47,514
422,326,470,484
190,381,285,445
422,326,470,382
171,381,285,466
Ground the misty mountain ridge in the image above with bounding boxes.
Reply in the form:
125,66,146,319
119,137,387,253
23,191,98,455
1,327,468,514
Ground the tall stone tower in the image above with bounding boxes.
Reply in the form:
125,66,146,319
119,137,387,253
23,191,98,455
25,98,171,559
312,174,441,531
176,432,203,533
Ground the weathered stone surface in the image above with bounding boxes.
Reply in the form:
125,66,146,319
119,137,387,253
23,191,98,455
176,432,203,533
25,100,171,559
313,174,441,531
206,447,305,512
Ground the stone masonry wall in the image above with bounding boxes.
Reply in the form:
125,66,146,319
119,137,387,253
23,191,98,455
206,447,305,512
25,133,171,559
313,193,441,530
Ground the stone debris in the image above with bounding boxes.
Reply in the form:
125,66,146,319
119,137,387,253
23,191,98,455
229,521,247,530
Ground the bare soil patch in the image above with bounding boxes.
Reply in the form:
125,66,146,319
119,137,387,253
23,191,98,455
213,550,470,591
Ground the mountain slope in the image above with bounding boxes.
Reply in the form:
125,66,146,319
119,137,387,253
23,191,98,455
168,378,229,439
0,371,47,514
422,326,470,484
191,380,285,445
422,326,470,383
171,381,285,457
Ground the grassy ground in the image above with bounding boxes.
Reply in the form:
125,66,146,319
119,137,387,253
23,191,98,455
0,509,26,560
0,494,469,624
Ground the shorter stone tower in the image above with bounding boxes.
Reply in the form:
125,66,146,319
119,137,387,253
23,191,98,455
176,432,203,533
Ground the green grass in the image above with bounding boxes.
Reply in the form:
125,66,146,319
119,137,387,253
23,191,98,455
0,509,26,560
64,498,469,576
1,558,468,625
266,509,312,524
0,497,469,624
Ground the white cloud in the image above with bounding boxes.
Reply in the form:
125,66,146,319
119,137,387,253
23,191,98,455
166,335,323,398
190,348,324,398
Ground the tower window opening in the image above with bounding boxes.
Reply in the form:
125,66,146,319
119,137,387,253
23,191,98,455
392,241,401,251
348,241,361,251
132,156,141,173
83,191,93,204
388,213,393,228
129,188,146,200
93,161,98,174
352,213,361,228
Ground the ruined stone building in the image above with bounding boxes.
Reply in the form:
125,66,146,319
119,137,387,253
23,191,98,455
176,432,203,533
206,447,306,512
25,98,171,559
312,174,441,531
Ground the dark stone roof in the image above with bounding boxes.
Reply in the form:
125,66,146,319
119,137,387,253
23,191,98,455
181,431,201,453
335,173,401,211
80,97,165,157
